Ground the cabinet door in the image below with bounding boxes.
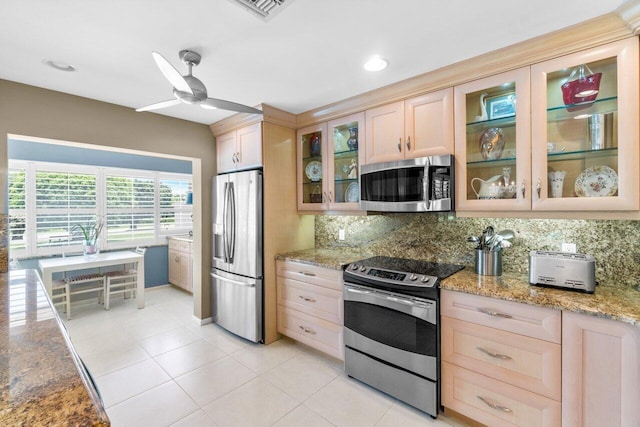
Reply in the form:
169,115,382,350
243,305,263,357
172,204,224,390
531,38,639,211
454,68,531,211
364,101,404,164
168,249,181,286
562,312,640,427
327,112,364,210
297,123,328,210
216,131,238,174
236,122,262,170
405,88,454,158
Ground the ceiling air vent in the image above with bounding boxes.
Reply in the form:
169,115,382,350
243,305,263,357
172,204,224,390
229,0,292,21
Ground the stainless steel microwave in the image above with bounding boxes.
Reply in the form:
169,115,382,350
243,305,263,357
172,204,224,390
359,155,454,212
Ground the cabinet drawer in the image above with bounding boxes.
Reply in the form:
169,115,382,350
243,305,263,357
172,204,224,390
277,305,343,360
169,239,191,252
276,260,342,291
277,276,343,324
442,362,561,427
441,290,561,343
442,316,560,400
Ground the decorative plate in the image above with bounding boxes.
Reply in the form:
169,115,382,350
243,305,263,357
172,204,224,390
305,161,322,182
345,182,359,203
479,127,505,160
574,165,618,197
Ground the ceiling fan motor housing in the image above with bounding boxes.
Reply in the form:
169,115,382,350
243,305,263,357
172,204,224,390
174,75,207,104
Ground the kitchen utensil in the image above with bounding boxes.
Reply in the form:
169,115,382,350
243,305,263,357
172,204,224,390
497,229,515,241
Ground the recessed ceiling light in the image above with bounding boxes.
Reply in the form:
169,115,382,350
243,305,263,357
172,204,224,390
364,56,388,72
43,59,76,72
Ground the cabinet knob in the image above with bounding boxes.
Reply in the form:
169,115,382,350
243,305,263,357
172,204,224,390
397,138,402,152
536,178,542,199
406,136,411,150
322,192,327,203
328,191,333,203
521,179,526,198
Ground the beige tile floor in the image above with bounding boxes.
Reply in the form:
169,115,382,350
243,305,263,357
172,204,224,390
61,286,470,427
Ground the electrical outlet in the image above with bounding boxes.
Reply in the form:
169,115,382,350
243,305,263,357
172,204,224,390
562,242,577,253
338,229,345,241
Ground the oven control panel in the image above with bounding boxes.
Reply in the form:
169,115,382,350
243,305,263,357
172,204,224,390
345,263,437,288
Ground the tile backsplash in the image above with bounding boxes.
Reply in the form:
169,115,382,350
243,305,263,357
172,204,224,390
315,214,640,287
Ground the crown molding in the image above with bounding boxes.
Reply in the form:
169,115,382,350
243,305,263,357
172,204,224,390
209,103,296,136
296,11,635,127
617,0,640,34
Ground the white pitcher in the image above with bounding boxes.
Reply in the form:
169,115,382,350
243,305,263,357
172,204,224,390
471,175,503,199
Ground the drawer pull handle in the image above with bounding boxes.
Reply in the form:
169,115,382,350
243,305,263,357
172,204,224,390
478,308,512,319
477,396,513,413
298,295,317,303
298,271,316,277
299,325,317,335
477,347,512,360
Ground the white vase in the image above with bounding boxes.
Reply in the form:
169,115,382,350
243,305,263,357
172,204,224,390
548,170,567,198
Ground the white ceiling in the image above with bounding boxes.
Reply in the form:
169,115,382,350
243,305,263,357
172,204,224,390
0,0,627,125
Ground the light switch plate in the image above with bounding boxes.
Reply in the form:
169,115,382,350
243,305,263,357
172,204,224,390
561,242,577,253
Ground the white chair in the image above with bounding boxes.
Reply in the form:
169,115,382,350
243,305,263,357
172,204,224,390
54,252,105,320
104,247,146,310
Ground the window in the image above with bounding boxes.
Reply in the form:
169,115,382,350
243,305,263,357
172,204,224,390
106,175,155,244
8,160,192,257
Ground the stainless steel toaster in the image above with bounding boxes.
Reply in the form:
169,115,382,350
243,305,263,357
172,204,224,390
529,251,596,293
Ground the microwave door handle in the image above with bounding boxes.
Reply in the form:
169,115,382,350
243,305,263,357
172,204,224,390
424,158,431,210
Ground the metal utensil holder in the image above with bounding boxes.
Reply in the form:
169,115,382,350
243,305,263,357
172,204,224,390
475,249,503,276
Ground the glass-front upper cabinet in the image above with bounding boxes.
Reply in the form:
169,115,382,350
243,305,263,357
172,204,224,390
531,38,639,211
454,68,531,211
327,112,364,211
297,123,327,210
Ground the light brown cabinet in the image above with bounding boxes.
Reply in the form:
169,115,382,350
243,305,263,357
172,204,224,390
441,290,561,426
364,88,454,164
168,237,192,293
276,260,344,360
216,122,262,173
455,38,639,213
297,113,364,211
562,311,640,427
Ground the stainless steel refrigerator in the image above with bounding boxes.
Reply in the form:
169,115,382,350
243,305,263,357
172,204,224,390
211,169,263,343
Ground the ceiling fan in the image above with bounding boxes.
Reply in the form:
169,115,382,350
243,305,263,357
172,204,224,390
136,50,262,115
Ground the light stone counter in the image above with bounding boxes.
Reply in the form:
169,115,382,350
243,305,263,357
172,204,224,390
0,269,109,426
276,249,640,328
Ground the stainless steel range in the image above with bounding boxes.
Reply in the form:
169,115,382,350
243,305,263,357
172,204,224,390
343,256,464,417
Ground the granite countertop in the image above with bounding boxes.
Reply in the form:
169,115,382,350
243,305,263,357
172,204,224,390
276,248,640,328
276,247,374,270
0,269,110,426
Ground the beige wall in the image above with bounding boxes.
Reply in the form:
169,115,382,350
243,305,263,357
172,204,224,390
0,79,216,319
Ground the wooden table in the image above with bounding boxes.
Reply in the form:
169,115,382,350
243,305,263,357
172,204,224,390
38,250,145,309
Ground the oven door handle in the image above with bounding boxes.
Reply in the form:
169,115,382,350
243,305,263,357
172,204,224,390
344,285,436,324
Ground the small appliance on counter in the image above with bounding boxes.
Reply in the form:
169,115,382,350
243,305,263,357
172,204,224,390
529,251,596,293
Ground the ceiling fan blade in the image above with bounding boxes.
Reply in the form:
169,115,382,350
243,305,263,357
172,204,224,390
136,99,182,112
202,97,262,114
151,51,193,95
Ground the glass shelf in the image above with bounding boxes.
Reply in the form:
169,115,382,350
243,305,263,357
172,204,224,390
466,115,516,133
333,149,359,159
467,156,517,167
303,180,323,185
303,155,322,162
547,96,617,122
547,146,618,162
334,178,358,183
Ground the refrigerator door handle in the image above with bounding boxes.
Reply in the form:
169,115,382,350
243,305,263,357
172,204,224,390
210,272,256,287
229,181,236,264
222,181,229,263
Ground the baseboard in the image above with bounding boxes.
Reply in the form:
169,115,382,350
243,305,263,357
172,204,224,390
193,316,212,326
